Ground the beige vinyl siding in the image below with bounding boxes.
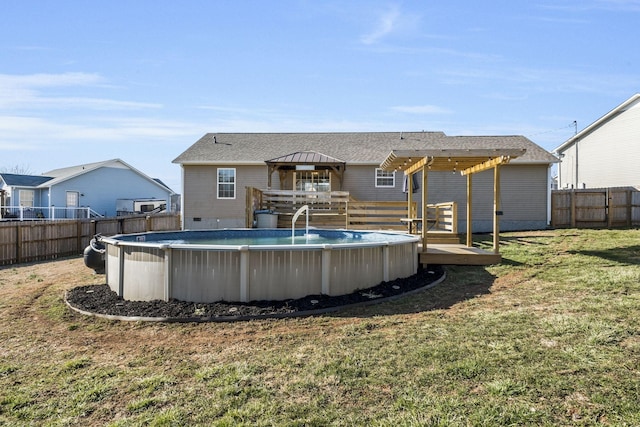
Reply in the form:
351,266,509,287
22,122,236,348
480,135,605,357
343,165,405,201
183,164,275,229
343,164,549,232
409,165,548,232
183,163,549,232
499,165,550,229
559,101,640,189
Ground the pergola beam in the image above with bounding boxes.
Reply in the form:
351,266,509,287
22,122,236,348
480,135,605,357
404,156,432,176
460,155,512,176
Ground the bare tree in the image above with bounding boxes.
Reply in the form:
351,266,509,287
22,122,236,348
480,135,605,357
0,164,32,175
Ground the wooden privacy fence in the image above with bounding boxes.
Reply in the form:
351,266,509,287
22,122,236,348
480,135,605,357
0,213,181,266
551,188,640,228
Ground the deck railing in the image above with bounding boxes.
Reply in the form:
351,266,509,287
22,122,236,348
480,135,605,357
246,188,456,232
425,202,458,233
0,206,103,221
346,200,415,230
262,189,350,213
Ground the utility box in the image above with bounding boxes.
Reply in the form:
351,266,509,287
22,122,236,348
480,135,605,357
255,210,278,228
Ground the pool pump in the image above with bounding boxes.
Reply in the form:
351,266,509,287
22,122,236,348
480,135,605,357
83,234,106,274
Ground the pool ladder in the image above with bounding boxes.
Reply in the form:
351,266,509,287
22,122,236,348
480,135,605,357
291,205,309,243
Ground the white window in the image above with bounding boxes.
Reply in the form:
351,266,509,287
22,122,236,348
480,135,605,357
19,190,34,207
295,170,331,192
217,168,236,199
375,168,395,188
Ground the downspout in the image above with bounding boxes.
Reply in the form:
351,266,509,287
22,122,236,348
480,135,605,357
180,165,185,230
575,140,579,188
557,153,562,189
547,165,552,226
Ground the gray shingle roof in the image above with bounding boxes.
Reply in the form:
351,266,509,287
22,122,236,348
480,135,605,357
173,132,557,165
0,173,53,187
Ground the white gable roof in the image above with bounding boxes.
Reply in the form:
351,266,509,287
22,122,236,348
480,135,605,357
554,93,640,153
40,159,174,193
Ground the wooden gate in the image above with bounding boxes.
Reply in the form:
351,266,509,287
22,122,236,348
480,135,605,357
551,188,640,228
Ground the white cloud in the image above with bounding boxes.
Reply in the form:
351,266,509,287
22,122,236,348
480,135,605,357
538,0,640,12
0,72,103,87
391,105,453,115
0,114,199,150
438,65,640,98
361,6,401,45
359,4,423,46
0,72,161,110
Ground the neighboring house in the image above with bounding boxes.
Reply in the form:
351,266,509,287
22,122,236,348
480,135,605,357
173,132,557,232
0,159,176,219
554,93,640,189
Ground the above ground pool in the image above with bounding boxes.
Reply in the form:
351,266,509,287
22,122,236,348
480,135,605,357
99,228,419,303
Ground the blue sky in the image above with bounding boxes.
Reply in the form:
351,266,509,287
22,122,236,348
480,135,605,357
1,1,639,192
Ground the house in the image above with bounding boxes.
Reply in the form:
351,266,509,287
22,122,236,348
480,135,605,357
0,159,176,220
173,132,557,232
554,93,640,189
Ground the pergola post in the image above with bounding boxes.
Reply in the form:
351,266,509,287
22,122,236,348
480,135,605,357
421,167,428,248
466,172,473,247
493,165,501,254
407,171,413,218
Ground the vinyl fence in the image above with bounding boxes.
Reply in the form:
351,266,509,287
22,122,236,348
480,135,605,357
0,213,181,266
551,188,640,228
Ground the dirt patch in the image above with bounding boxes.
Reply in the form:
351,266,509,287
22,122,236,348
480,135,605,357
65,265,445,321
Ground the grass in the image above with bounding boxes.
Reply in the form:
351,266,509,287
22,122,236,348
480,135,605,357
0,229,639,425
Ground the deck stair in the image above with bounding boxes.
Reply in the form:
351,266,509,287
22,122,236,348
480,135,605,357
420,244,501,266
423,232,461,245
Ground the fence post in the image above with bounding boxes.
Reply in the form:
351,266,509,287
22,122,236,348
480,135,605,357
570,190,576,228
15,224,21,264
77,220,83,254
345,201,349,229
607,188,613,228
627,190,633,227
146,215,152,232
550,192,556,228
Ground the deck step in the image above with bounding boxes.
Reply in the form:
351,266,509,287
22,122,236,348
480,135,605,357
419,244,501,266
422,233,461,244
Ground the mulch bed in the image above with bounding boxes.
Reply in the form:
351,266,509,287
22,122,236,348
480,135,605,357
65,265,444,321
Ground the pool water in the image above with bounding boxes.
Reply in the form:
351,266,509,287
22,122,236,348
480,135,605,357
121,229,412,247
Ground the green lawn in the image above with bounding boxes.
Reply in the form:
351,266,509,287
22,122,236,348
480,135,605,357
1,229,639,426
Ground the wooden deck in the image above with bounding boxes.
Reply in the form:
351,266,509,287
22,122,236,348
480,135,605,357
247,188,501,266
419,243,501,266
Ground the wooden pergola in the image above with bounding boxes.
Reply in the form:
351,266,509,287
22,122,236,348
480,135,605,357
380,148,525,264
